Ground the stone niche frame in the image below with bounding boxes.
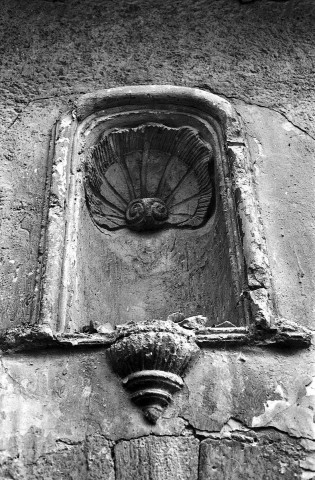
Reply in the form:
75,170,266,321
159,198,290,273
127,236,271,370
1,86,310,350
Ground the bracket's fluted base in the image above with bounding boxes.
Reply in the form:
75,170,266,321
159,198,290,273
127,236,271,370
123,370,184,423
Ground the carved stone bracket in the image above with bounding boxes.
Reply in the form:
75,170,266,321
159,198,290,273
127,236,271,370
108,320,200,423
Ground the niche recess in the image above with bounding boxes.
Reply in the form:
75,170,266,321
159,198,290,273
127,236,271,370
18,85,307,350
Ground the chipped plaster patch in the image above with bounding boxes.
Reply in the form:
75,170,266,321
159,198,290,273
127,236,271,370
282,121,302,133
60,116,73,129
306,378,315,396
252,377,315,439
300,455,315,472
252,136,264,157
301,472,315,480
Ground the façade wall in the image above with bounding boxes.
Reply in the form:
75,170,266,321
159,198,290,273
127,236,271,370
0,0,314,478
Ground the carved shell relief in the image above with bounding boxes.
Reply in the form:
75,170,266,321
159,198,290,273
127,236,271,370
85,124,214,231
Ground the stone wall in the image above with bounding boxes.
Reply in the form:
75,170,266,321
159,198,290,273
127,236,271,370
0,0,314,478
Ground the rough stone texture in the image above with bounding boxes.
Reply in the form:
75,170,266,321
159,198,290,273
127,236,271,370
1,0,314,134
0,0,315,478
199,432,303,479
1,0,315,330
0,435,114,480
85,435,115,480
115,436,199,480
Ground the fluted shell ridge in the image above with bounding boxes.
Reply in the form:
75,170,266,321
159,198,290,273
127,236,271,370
85,124,214,231
108,320,200,423
109,330,199,379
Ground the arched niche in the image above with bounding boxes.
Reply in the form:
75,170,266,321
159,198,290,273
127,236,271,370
42,86,271,333
2,86,310,350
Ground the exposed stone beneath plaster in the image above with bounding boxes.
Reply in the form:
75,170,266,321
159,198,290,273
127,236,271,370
0,435,114,480
1,0,315,330
179,348,315,440
199,432,303,479
115,436,199,480
1,0,315,477
0,429,313,480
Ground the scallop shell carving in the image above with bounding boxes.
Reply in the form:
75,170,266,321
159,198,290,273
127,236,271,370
109,331,199,379
85,124,214,231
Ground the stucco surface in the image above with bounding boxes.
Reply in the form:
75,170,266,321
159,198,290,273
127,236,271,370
236,104,315,328
1,0,315,329
0,347,314,477
0,0,314,478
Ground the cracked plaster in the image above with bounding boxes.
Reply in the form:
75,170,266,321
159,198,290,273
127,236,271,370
1,0,315,330
1,0,315,477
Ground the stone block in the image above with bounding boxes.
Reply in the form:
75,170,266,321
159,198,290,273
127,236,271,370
199,437,301,479
115,436,199,480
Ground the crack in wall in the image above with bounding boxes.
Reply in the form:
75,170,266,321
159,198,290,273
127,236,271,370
196,84,315,142
0,357,37,400
177,413,315,444
1,422,312,479
4,92,85,132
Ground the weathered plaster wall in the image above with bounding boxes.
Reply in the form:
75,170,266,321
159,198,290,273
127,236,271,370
0,0,314,478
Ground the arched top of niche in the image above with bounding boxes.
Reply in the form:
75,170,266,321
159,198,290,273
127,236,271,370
0,86,310,351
